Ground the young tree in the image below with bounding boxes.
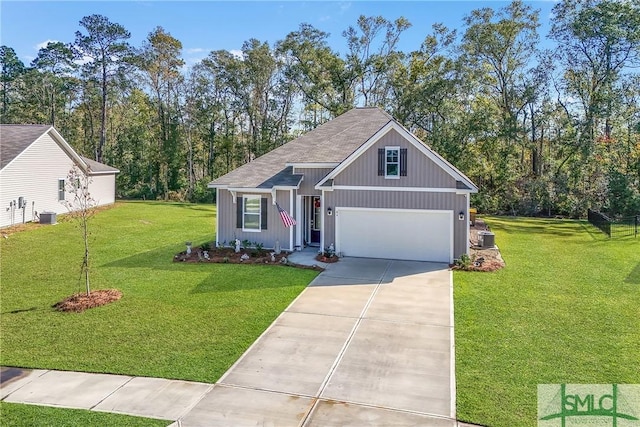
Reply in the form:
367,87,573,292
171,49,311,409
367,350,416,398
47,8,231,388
62,165,96,296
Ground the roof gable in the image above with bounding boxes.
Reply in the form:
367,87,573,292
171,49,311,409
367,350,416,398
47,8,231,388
0,125,118,174
0,125,52,169
316,121,478,192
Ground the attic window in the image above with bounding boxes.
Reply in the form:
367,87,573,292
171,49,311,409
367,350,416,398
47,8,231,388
385,147,399,178
378,147,407,178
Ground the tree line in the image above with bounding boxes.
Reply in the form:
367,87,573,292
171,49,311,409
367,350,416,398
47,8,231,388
1,0,639,217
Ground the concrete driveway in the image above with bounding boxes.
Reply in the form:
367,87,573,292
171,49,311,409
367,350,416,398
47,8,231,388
178,258,456,426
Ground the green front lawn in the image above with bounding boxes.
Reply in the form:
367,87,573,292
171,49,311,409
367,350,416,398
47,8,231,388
0,201,318,383
0,402,169,427
454,217,640,427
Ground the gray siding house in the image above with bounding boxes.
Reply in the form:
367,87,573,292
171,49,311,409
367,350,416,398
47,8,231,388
208,107,478,263
0,125,119,228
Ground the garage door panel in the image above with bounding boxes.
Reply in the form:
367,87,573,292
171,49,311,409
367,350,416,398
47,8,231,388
336,208,452,262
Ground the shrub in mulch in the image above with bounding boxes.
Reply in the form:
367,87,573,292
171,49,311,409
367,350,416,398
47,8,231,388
316,254,339,263
174,246,289,265
53,289,122,313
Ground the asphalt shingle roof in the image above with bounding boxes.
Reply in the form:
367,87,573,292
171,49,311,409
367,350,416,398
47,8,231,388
0,124,52,169
209,107,393,188
81,156,120,174
1,125,119,174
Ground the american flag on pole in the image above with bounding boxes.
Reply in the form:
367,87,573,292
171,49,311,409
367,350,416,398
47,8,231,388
276,203,297,227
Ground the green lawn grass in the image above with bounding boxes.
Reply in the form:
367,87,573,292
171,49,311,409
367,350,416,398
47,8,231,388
0,402,169,427
0,201,318,383
454,217,640,427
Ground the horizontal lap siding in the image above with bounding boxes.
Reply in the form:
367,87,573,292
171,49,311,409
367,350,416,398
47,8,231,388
333,129,456,188
324,190,468,259
217,189,293,250
88,175,116,206
295,168,333,195
0,133,76,228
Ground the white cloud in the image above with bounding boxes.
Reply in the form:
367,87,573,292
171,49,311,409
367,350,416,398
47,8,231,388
186,47,206,54
339,2,351,13
35,39,60,50
229,49,243,59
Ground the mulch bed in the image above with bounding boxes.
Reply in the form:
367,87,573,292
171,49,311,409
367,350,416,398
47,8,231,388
174,246,290,265
453,218,506,272
316,254,339,263
53,289,122,313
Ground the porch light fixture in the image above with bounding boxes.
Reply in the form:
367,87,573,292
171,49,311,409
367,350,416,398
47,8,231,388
327,207,333,216
458,211,465,221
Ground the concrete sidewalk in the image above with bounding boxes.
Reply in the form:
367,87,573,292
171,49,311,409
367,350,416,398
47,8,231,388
1,367,212,421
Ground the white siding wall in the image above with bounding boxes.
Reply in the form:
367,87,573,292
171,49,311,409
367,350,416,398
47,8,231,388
0,133,116,228
89,174,116,206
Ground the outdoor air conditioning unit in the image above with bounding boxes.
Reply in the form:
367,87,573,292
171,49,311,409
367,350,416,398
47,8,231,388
478,231,495,248
39,212,57,225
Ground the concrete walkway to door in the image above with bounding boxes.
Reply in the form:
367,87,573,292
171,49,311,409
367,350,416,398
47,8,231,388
177,258,456,426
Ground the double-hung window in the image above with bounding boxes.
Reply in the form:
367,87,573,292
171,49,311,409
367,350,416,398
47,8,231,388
243,195,261,232
58,179,65,201
385,147,400,178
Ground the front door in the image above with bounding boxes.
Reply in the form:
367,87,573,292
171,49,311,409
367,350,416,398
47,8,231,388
304,196,321,246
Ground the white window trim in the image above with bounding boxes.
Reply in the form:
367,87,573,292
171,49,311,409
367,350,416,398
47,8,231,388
58,179,66,201
385,146,400,179
242,195,261,233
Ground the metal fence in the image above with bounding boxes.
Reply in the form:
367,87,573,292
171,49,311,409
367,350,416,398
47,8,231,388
588,209,638,238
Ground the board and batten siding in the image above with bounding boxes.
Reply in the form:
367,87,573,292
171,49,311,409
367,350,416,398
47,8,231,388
324,190,468,260
294,168,333,195
216,189,295,250
332,129,456,188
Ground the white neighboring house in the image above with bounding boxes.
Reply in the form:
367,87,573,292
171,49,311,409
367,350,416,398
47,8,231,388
0,124,119,228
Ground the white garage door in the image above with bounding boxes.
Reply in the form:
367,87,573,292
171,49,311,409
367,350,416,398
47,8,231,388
335,208,453,262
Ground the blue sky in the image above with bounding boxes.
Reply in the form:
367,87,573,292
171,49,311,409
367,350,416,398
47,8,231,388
1,1,557,68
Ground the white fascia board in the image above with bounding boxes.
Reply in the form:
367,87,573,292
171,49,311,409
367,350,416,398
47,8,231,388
288,162,339,169
48,127,90,171
332,185,465,193
88,170,120,176
225,186,298,194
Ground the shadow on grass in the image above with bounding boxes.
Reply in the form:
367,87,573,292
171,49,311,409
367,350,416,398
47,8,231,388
101,243,204,270
190,267,303,294
625,263,640,284
488,216,584,237
1,306,42,315
101,243,311,293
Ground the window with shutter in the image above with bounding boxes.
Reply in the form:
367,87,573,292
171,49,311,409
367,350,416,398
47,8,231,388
384,147,400,178
241,195,262,232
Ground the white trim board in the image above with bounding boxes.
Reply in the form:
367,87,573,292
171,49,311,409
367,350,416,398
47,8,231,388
332,185,472,193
